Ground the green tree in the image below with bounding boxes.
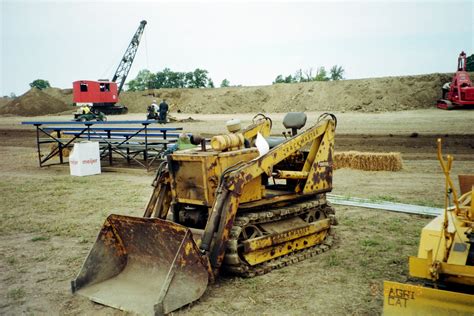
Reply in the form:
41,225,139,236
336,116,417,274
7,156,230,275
127,69,153,91
284,75,294,83
167,71,186,88
273,75,285,84
190,68,209,88
184,72,194,88
29,79,50,90
314,67,329,81
129,67,214,89
153,68,169,88
329,65,345,81
220,79,230,87
207,78,215,88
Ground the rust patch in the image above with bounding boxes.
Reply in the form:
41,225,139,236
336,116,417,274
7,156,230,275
208,160,218,170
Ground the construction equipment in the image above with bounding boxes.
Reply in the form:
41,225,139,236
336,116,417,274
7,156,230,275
72,112,337,315
383,139,474,315
467,53,474,72
438,51,474,110
72,20,147,115
73,110,106,122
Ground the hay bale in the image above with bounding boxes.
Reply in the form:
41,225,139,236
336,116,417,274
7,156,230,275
334,151,402,171
49,132,72,158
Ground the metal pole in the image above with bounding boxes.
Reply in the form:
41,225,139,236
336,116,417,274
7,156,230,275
35,124,42,167
107,130,112,165
163,130,168,149
57,129,63,164
144,123,148,162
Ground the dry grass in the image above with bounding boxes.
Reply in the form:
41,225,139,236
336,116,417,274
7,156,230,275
335,151,403,171
0,144,472,315
48,132,73,158
0,163,429,315
179,207,427,316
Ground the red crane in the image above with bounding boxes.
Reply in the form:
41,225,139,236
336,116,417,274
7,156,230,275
73,20,147,115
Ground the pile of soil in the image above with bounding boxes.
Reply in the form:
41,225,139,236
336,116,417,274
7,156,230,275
0,97,12,108
121,73,454,114
0,88,71,116
0,72,460,117
43,87,73,105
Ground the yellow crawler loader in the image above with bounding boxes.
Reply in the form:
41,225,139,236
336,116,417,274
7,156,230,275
383,139,474,315
72,113,338,315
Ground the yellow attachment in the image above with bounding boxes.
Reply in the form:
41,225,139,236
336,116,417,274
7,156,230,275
384,140,474,316
383,281,474,315
409,256,474,286
410,214,473,283
210,133,245,151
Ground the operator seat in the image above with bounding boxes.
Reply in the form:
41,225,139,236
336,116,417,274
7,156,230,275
266,112,307,148
283,112,307,136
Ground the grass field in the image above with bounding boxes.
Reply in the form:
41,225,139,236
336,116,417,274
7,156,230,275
1,110,473,315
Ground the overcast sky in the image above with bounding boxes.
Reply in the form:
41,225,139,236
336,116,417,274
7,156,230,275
1,0,473,96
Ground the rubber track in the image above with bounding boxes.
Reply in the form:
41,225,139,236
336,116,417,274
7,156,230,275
224,198,336,277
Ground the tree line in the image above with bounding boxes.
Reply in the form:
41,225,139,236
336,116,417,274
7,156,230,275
127,68,219,91
273,65,344,84
21,65,345,96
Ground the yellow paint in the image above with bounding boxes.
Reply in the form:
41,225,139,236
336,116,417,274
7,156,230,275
243,219,330,252
274,170,309,180
242,229,328,265
409,256,474,286
242,117,272,140
383,281,474,315
303,122,334,194
384,141,474,316
171,148,260,207
184,239,194,255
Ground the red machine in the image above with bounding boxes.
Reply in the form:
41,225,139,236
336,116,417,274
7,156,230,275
437,51,474,110
73,20,147,115
73,80,119,105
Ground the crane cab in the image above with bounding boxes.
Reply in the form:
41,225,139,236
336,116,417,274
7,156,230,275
72,80,119,105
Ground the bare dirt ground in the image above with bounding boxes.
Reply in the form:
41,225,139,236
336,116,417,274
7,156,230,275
0,109,473,315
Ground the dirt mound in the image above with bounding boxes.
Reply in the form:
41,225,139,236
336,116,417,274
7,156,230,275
3,73,460,117
121,73,455,114
0,97,13,109
0,88,72,116
43,87,73,105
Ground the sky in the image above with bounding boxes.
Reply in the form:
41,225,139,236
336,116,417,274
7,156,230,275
1,0,473,96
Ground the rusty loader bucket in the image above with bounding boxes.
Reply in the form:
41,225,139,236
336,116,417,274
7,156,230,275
71,214,210,315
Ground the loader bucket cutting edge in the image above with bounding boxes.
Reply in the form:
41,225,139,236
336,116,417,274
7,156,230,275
71,214,209,315
383,281,474,316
